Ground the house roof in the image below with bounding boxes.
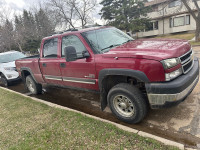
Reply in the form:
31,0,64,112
145,0,169,6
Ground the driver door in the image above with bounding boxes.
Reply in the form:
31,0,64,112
59,34,97,90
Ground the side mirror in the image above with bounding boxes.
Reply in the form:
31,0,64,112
82,51,90,58
64,46,77,62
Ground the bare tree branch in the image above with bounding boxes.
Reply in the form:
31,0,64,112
193,0,200,13
181,0,197,20
46,0,97,29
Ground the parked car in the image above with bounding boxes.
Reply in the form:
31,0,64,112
15,26,199,124
0,51,26,86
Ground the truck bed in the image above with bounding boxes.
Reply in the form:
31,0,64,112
15,56,45,83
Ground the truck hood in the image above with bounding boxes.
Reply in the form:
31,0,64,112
103,39,191,61
0,61,16,68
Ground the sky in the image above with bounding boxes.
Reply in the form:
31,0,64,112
0,0,40,23
0,0,40,11
0,0,104,28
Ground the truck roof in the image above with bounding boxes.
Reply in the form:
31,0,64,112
43,26,111,40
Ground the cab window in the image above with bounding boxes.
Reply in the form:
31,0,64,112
62,35,86,57
43,38,58,58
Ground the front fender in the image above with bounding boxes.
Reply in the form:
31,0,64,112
98,69,149,110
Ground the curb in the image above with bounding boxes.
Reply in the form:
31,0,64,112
192,45,200,47
0,87,185,150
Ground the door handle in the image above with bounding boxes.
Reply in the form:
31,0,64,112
42,63,47,67
60,63,66,68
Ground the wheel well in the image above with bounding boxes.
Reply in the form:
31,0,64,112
102,75,146,94
21,70,31,82
100,75,147,110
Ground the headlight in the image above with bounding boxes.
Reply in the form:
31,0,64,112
4,67,16,71
161,58,180,69
165,68,182,81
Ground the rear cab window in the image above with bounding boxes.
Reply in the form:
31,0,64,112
43,38,58,58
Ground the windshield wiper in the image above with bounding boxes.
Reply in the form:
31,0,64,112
101,44,121,51
123,39,134,44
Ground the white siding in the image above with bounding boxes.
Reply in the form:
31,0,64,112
138,0,200,37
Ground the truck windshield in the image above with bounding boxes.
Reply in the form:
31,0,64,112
0,52,26,63
82,27,133,53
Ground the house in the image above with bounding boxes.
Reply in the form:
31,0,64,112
137,0,200,37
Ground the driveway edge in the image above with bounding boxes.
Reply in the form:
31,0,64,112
1,87,185,150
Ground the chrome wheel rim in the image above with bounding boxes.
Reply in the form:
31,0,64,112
27,80,34,93
113,95,135,118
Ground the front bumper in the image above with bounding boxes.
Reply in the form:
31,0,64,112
145,57,199,109
7,77,21,83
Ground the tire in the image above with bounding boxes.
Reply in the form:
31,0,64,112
0,74,9,87
107,83,148,124
25,75,42,94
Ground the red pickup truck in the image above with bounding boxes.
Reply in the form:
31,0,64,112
15,26,199,123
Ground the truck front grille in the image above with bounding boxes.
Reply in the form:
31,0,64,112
180,49,194,74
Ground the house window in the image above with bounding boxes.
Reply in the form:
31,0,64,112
173,16,185,27
152,5,158,12
170,15,190,28
146,22,154,31
145,21,158,31
169,0,181,8
169,18,173,28
186,15,190,25
154,21,159,30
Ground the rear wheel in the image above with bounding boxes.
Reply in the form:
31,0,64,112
26,75,42,94
0,74,8,87
107,83,148,124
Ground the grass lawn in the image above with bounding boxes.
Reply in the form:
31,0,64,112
0,88,179,150
154,33,200,46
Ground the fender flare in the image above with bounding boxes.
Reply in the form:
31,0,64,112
98,69,149,110
20,67,38,83
98,68,149,89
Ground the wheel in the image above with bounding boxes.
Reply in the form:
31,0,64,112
107,83,148,124
26,75,42,94
0,74,9,87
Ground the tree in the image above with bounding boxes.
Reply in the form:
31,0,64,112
100,0,151,32
72,0,97,28
181,0,200,41
0,19,14,51
35,8,55,38
13,8,56,52
46,0,98,29
14,15,25,52
47,0,76,29
13,10,37,52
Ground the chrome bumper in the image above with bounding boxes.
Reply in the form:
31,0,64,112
147,75,198,106
145,57,199,108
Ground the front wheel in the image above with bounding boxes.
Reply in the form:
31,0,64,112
0,74,8,87
26,75,42,94
107,83,148,124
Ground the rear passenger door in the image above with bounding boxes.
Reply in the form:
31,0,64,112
39,38,63,85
